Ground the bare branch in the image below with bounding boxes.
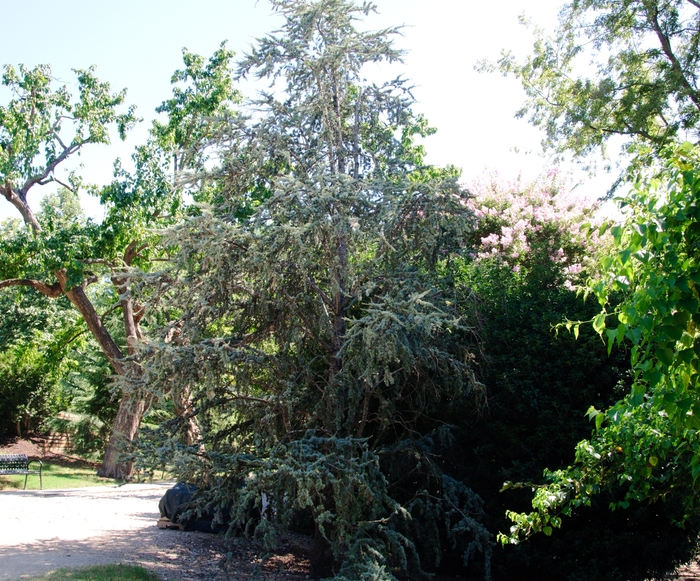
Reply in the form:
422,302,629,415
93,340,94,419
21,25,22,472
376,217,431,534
307,275,333,307
100,302,122,326
20,138,89,197
121,240,149,267
53,177,76,192
82,273,100,288
80,258,116,268
648,5,700,111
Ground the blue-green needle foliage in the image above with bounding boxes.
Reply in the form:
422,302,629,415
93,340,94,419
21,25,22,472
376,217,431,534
135,1,492,579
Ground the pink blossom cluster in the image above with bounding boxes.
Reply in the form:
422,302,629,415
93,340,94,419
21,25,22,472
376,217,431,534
466,169,603,287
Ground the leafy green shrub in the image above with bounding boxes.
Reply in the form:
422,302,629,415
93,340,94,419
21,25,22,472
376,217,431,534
447,172,700,580
0,345,64,437
54,346,120,456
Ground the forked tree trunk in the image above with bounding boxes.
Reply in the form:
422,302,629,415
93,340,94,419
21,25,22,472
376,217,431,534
4,176,151,480
52,269,146,479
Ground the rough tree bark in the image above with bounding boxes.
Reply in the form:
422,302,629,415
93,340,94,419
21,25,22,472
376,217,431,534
96,242,151,479
164,321,203,448
172,386,202,447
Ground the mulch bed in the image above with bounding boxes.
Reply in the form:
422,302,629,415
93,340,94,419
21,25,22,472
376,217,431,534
0,434,46,456
0,434,99,468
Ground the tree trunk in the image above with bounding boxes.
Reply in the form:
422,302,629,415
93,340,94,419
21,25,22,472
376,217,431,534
98,262,150,480
172,385,202,447
3,169,152,480
98,390,148,479
328,233,348,433
54,269,147,479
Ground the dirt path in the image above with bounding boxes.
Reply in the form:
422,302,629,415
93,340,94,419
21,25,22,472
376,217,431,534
0,483,311,581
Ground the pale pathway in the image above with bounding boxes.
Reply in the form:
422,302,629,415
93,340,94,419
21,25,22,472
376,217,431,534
1,483,696,580
0,483,228,580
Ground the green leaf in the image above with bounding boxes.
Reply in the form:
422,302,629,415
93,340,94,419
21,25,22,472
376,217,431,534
592,313,607,336
643,370,662,388
661,324,684,342
655,347,675,366
605,328,617,355
595,413,605,431
678,348,695,365
626,327,642,345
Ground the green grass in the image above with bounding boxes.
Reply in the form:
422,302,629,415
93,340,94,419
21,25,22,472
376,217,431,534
23,564,160,580
0,458,174,490
0,459,118,490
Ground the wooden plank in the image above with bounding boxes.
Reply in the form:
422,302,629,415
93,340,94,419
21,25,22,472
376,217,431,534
157,517,183,530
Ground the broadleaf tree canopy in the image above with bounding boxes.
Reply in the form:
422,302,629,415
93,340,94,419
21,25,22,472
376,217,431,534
486,0,700,165
0,48,240,479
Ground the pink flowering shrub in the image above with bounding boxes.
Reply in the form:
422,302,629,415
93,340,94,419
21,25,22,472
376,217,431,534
466,169,603,288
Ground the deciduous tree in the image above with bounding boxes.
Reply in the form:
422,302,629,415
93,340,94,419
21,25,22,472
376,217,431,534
0,47,239,478
0,64,144,477
499,144,700,569
486,0,700,163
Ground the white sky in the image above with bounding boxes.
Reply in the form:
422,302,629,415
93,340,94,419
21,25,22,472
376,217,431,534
0,0,614,222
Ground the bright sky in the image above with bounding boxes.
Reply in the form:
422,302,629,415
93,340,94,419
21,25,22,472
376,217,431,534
0,0,613,222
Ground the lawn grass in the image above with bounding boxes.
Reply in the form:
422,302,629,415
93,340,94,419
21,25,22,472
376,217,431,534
0,459,117,490
23,564,160,580
0,457,174,490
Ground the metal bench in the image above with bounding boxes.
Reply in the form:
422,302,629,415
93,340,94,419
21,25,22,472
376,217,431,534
0,454,43,490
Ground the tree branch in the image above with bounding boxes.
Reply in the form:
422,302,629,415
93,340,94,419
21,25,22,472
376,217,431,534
20,137,90,197
80,258,117,268
53,177,76,193
123,241,149,266
0,277,62,298
307,275,333,307
100,302,122,326
647,5,700,111
1,181,43,233
54,269,127,375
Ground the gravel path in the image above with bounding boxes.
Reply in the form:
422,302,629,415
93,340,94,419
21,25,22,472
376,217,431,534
0,483,223,580
0,483,312,581
0,438,313,580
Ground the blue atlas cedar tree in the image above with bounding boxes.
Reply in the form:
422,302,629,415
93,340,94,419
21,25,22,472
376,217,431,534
132,1,493,579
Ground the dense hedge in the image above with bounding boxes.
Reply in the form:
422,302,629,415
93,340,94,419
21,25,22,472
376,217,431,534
435,175,700,579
